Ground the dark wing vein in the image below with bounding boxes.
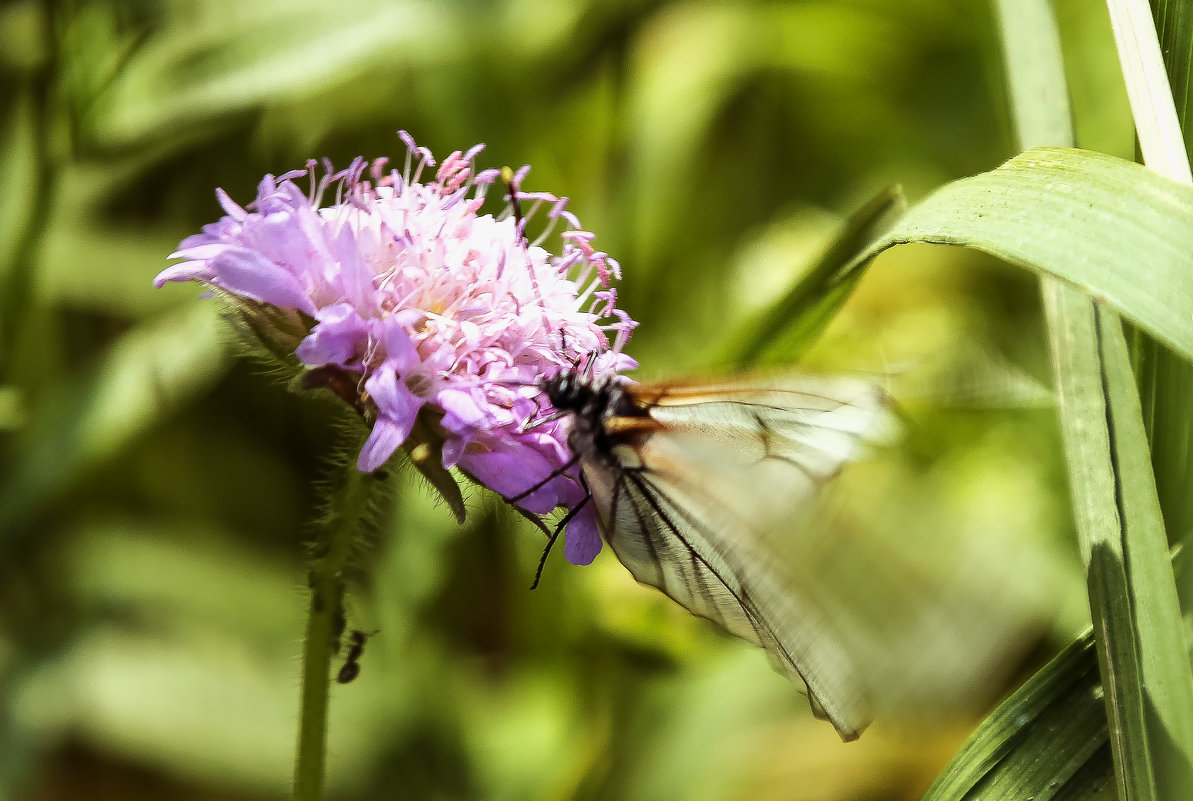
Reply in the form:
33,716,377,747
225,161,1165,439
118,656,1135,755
627,470,784,642
621,470,797,667
748,409,821,481
612,468,865,738
613,467,663,587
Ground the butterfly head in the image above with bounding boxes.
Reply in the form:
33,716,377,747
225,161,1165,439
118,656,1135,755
540,369,600,416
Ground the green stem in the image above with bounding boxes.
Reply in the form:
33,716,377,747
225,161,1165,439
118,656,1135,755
293,462,377,801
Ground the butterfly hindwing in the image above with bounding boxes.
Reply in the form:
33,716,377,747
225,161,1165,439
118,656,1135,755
579,376,896,740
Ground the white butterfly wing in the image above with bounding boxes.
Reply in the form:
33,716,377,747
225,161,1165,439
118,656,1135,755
581,377,896,740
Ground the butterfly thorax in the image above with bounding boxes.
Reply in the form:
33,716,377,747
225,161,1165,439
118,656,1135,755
539,371,645,457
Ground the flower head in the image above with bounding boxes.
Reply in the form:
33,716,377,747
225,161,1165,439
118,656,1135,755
157,132,637,564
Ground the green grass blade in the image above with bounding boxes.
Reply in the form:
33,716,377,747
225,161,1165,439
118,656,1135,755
989,23,1129,789
1097,5,1193,795
714,185,904,370
1153,0,1193,145
920,635,1109,801
922,2,1193,798
1046,293,1158,801
849,120,1193,801
856,148,1193,794
1100,312,1193,799
922,548,1193,801
1129,0,1193,618
995,0,1074,149
1105,0,1192,181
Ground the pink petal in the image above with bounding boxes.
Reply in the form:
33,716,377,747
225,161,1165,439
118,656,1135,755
439,388,489,433
357,415,409,472
335,225,375,311
381,317,418,371
441,435,470,469
210,248,317,315
462,447,558,514
364,367,424,421
296,303,367,366
154,261,214,288
564,503,603,565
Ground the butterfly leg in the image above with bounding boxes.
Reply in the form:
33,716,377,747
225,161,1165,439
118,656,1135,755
505,452,581,504
530,494,591,590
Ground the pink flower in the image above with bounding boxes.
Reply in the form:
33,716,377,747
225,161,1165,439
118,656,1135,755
156,133,637,565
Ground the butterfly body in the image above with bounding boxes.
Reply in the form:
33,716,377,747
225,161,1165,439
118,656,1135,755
540,371,648,457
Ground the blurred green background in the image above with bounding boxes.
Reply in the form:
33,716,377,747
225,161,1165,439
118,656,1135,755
0,1,1138,799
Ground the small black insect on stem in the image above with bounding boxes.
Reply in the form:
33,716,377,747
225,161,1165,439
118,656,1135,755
336,629,378,684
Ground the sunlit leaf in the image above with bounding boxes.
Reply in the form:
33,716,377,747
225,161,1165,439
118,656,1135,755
1134,0,1193,613
916,3,1193,793
89,0,459,147
859,144,1193,801
1103,3,1193,795
860,147,1193,365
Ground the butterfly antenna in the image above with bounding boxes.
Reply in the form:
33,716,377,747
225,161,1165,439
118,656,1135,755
530,524,562,590
501,166,527,246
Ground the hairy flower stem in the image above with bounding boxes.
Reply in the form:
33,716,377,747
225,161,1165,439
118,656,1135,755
293,462,379,801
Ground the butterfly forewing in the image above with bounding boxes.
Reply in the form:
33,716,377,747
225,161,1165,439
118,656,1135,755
621,378,895,541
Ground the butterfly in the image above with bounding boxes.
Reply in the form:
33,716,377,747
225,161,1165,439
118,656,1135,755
516,367,899,741
493,178,1038,740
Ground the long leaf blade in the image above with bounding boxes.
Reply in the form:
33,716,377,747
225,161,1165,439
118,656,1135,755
1047,293,1158,801
858,147,1193,366
922,545,1193,801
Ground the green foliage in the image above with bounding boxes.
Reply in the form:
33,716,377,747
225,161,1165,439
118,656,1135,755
925,2,1193,800
2,1,1192,800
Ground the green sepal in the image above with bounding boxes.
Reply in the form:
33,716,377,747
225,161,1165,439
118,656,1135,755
215,290,312,368
402,412,467,525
